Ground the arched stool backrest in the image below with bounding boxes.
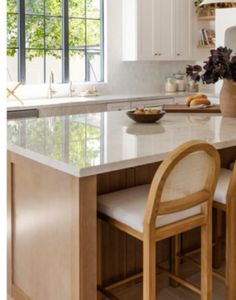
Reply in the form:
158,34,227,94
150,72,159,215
225,160,236,300
144,140,220,230
227,161,236,204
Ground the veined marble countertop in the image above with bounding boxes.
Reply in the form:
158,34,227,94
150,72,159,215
7,111,236,177
7,91,216,111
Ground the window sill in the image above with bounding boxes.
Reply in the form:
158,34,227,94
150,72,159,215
6,81,110,101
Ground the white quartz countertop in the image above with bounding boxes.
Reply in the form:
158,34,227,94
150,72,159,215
7,111,236,177
7,91,198,111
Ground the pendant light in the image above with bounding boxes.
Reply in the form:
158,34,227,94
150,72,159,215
199,0,236,6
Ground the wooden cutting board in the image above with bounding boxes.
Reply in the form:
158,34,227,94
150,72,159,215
163,104,221,113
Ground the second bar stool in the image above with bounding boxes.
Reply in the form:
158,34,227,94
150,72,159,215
213,162,236,300
97,140,220,300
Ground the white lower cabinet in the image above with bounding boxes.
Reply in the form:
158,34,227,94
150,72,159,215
173,97,187,104
37,97,189,117
107,102,131,111
39,103,107,117
131,98,173,109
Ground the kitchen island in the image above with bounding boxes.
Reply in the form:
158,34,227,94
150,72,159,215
7,111,236,300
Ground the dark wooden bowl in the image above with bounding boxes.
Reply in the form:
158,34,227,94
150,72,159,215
126,110,166,123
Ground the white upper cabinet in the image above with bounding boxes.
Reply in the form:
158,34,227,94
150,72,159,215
174,0,193,60
152,0,175,60
122,0,153,60
123,0,193,61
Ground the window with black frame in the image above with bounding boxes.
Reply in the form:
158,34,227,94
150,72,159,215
7,0,104,84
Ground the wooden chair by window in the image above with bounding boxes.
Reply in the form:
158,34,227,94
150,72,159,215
213,162,236,300
97,140,220,300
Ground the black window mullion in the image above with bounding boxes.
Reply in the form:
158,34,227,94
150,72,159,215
100,0,104,82
18,0,26,83
43,0,46,83
62,0,69,83
84,0,88,81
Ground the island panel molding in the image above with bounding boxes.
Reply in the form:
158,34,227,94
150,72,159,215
7,152,97,300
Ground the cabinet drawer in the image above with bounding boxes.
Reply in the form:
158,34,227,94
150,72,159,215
131,98,173,108
107,102,131,111
39,104,107,117
173,97,187,104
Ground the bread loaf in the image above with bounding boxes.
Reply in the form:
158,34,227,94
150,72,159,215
186,93,208,106
190,98,211,106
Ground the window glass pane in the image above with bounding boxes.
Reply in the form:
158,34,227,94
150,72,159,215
25,0,44,15
7,0,17,13
46,50,62,83
7,50,18,82
69,19,85,48
87,53,101,81
87,19,100,46
26,50,44,83
86,0,100,19
69,51,85,82
45,17,62,49
45,0,62,16
25,16,44,48
7,14,18,48
69,0,85,18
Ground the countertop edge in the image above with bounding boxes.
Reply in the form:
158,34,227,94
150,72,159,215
8,139,236,178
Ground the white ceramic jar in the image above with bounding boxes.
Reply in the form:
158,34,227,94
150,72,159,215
174,74,186,91
165,77,177,92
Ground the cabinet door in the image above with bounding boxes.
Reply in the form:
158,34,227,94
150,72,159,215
174,0,192,60
107,102,131,111
122,0,153,60
152,0,175,60
39,104,107,117
131,98,173,108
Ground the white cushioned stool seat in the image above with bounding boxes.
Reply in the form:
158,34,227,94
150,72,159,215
98,184,201,233
214,168,232,205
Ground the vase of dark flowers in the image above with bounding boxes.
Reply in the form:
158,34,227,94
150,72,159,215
186,47,236,117
186,65,202,92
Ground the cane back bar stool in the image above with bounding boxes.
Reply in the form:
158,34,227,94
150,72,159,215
213,161,236,300
97,140,220,300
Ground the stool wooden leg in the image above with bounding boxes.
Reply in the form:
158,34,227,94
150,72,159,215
170,235,181,287
143,235,156,300
213,208,223,269
97,219,103,300
201,204,212,300
226,200,236,300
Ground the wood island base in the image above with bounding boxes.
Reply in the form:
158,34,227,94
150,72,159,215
8,146,236,300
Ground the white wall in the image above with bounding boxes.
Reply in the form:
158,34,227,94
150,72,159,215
215,7,236,94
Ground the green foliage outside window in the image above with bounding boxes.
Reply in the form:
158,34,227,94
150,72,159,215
7,0,101,60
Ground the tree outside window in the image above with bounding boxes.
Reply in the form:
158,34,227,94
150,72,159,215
7,0,104,84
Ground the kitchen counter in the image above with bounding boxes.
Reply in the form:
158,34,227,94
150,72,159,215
7,111,236,300
7,91,206,111
8,111,236,177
